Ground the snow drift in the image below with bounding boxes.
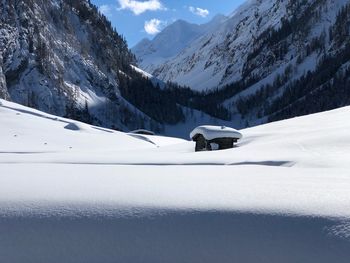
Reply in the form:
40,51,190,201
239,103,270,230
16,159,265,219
1,99,350,262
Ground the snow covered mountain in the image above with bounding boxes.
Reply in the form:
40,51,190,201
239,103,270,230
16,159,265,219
2,0,350,136
0,0,227,134
143,0,346,90
132,14,227,74
149,0,288,89
1,98,350,262
134,0,350,129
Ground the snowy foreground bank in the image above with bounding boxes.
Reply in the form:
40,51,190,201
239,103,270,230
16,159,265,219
1,99,350,262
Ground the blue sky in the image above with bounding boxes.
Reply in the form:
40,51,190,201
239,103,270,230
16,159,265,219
91,0,246,47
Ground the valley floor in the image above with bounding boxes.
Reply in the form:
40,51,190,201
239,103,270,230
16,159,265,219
1,99,350,262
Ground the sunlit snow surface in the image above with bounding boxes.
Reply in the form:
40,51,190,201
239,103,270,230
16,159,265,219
1,99,350,263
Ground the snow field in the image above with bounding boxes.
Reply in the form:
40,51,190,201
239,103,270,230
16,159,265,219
1,99,350,262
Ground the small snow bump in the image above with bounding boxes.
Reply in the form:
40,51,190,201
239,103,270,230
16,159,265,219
64,123,83,131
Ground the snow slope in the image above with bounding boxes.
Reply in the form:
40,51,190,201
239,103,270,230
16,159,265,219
1,99,350,262
0,100,156,153
1,98,350,216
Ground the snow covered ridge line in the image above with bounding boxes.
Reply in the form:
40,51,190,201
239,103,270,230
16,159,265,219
130,65,153,79
130,64,165,88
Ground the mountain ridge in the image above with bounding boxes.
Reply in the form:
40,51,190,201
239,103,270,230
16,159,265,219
134,0,350,128
132,14,227,74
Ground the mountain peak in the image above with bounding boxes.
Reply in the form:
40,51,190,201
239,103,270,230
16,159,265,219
211,14,227,23
132,38,151,50
132,14,228,73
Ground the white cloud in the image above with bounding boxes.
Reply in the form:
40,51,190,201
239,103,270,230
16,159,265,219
144,19,164,35
99,5,113,17
189,6,209,18
117,0,165,15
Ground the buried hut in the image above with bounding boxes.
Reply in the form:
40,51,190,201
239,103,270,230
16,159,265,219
190,126,243,152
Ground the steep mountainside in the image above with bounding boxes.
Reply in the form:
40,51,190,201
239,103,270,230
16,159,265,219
136,0,350,128
1,0,141,130
0,0,225,134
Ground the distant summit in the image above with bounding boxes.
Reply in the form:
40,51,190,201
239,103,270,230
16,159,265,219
132,15,227,74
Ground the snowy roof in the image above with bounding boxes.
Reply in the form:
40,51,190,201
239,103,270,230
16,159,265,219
190,126,243,141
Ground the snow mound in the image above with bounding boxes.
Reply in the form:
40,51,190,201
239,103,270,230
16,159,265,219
127,134,157,146
0,99,157,152
64,122,87,131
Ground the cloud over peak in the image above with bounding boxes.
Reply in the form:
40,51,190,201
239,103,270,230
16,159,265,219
144,19,164,35
189,6,209,18
118,0,165,15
